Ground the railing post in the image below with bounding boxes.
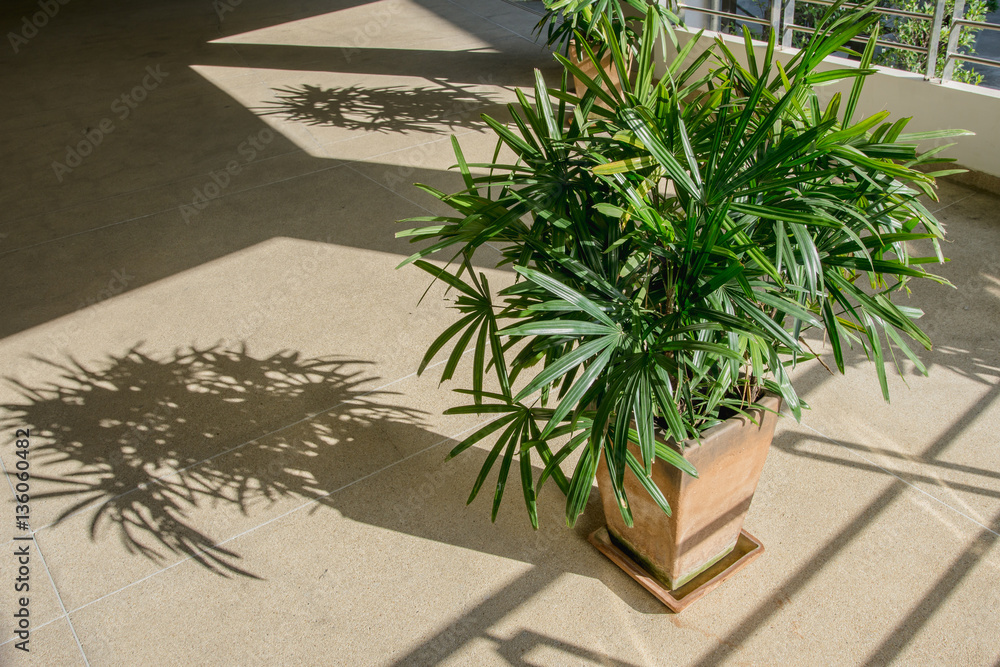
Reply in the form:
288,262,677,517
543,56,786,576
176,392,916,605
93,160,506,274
781,0,795,48
770,0,782,40
711,0,721,32
941,0,966,82
926,0,946,79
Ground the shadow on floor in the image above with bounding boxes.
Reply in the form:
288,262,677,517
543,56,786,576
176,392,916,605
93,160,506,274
217,43,550,87
387,573,646,667
1,341,663,611
0,0,558,340
253,82,504,133
3,343,426,576
4,331,998,660
771,428,1000,667
686,335,1000,666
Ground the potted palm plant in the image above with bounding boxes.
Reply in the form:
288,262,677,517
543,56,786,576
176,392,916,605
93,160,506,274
535,0,682,97
535,0,678,55
396,5,967,608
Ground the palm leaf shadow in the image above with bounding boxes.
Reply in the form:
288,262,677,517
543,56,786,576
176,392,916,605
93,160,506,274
253,83,502,133
3,343,427,578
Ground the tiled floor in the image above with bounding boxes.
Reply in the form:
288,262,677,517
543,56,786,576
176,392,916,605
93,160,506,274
1,0,999,664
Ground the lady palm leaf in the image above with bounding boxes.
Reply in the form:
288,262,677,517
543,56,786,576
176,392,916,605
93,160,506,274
398,8,964,528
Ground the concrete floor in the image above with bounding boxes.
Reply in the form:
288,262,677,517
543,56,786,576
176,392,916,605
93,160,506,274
1,0,999,664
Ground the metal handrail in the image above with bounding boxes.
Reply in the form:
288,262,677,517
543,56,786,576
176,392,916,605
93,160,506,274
781,0,939,64
941,0,997,81
799,0,937,22
948,52,1000,68
785,22,931,54
677,4,772,26
952,18,1000,31
678,0,1000,85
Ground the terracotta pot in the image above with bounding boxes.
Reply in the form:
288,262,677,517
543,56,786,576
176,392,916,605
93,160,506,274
568,40,628,102
595,393,781,590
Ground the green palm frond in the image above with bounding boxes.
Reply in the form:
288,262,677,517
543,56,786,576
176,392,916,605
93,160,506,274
397,7,967,528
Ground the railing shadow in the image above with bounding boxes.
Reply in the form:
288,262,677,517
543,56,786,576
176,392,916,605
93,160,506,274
775,433,1000,496
689,323,1000,664
491,629,643,667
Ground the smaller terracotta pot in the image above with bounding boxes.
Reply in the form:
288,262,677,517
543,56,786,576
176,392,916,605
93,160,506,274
568,41,629,103
596,393,781,590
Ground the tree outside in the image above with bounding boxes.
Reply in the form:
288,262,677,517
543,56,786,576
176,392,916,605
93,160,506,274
723,0,996,85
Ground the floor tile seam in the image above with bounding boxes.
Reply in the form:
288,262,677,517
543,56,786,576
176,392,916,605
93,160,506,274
13,353,460,539
324,128,481,166
930,192,978,215
2,146,308,228
4,76,266,134
30,539,90,666
226,42,337,163
0,445,86,662
343,162,438,217
0,163,343,258
49,416,499,622
499,0,547,17
2,118,491,245
0,613,69,649
277,108,333,163
441,0,538,44
792,416,1000,538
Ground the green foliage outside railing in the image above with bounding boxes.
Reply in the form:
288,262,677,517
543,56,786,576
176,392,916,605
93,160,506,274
878,0,990,82
790,0,993,84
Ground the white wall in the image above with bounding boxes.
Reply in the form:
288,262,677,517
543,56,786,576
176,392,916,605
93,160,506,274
660,29,1000,178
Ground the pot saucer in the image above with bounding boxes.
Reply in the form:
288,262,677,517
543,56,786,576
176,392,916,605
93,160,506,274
588,526,764,612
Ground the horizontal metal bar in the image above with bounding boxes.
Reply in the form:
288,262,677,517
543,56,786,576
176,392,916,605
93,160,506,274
786,23,930,53
677,5,772,26
870,41,930,54
951,18,1000,32
784,22,820,34
946,51,1000,68
795,0,935,21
